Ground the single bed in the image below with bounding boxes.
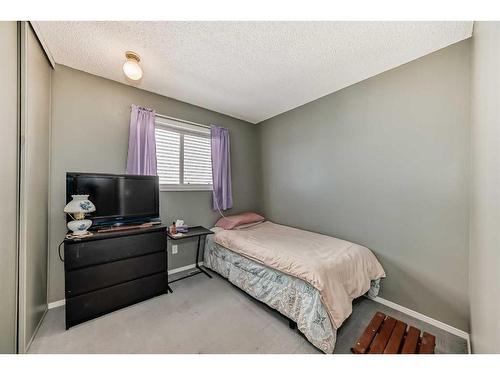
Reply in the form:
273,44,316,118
203,221,385,353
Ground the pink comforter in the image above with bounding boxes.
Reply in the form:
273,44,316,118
214,221,386,328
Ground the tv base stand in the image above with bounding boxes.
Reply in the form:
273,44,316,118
96,222,161,233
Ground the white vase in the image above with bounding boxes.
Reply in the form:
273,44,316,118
67,219,93,236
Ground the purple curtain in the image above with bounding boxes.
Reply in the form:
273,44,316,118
126,105,157,175
211,126,233,211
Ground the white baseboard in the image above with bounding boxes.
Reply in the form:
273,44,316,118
168,262,203,275
48,299,65,309
48,262,203,310
368,295,471,353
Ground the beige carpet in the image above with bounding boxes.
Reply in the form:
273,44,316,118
29,272,467,354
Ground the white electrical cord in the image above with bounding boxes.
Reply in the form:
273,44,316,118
213,193,227,218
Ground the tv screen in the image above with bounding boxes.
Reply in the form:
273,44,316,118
66,172,160,227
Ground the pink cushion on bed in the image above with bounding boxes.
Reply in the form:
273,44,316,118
215,212,265,230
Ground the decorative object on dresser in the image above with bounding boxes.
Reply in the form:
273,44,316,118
63,225,170,329
63,194,96,236
167,226,214,289
352,311,436,354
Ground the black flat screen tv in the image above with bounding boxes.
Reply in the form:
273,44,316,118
66,172,160,228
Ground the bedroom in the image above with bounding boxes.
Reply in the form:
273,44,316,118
1,0,499,373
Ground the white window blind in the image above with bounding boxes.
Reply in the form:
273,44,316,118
155,128,181,185
183,134,212,185
155,117,212,190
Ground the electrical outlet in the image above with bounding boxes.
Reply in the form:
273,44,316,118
172,245,178,255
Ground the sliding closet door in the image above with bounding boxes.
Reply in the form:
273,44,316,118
0,21,19,354
18,22,51,353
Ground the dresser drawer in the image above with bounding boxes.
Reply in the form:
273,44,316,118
65,272,166,328
65,251,166,297
65,231,166,270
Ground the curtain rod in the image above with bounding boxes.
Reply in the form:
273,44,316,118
131,105,212,129
156,113,211,130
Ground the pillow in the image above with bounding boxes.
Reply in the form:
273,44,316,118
215,212,265,230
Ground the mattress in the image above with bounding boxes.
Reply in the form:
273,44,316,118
212,221,386,329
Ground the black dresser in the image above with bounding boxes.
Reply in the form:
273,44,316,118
63,225,168,329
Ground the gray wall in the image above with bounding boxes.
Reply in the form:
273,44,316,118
48,65,261,303
258,40,470,331
18,22,51,352
469,22,500,353
0,21,19,354
47,36,474,335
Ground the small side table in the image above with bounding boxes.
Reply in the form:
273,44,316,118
167,226,214,290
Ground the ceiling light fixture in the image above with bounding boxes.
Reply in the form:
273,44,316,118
122,51,143,81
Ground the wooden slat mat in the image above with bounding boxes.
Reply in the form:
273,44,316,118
352,311,436,354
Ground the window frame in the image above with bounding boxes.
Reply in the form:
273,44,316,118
155,117,213,192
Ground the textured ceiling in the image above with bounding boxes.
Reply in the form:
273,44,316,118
35,21,472,123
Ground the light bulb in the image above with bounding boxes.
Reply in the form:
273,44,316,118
123,51,143,81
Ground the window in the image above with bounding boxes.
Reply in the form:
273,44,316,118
155,117,212,191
